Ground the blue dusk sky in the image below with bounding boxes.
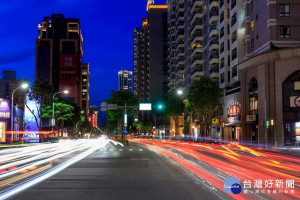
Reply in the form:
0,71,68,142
0,0,165,106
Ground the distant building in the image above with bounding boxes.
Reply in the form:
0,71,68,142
81,63,90,115
35,14,83,108
118,70,133,92
134,4,168,102
0,71,24,110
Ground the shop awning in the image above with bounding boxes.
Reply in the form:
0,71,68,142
225,121,242,126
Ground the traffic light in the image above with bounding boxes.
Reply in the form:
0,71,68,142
260,120,265,128
157,103,164,110
266,120,270,128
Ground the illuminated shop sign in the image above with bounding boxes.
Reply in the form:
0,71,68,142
290,96,300,107
227,101,241,123
0,99,11,119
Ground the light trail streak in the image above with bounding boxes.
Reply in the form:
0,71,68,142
0,138,111,200
132,139,300,200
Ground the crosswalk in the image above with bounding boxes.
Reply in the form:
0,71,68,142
98,148,145,152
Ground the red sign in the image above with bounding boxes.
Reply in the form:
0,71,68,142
227,101,241,123
59,55,77,99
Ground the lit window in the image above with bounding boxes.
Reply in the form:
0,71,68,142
279,4,290,17
250,20,254,31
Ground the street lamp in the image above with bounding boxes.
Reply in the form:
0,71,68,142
52,90,68,136
11,83,29,143
177,89,183,96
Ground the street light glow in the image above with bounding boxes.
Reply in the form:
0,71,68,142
177,89,183,95
63,90,69,94
21,83,29,89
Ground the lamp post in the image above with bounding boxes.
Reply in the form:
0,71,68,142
11,83,29,143
52,90,68,136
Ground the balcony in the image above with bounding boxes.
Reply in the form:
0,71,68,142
191,65,204,80
209,39,219,52
175,59,184,68
191,35,203,47
191,12,205,26
209,0,219,11
209,25,219,38
191,21,204,36
191,0,204,13
209,52,219,65
191,47,203,58
209,10,219,24
191,56,204,69
209,65,219,79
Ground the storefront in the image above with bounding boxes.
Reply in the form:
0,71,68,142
0,99,11,143
224,100,242,141
282,70,300,146
239,48,300,146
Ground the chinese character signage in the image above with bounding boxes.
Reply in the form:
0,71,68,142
59,54,77,99
0,98,11,119
227,101,241,123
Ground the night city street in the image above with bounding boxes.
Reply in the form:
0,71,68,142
1,0,300,199
0,139,299,200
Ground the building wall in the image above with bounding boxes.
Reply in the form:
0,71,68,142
239,48,300,147
36,14,83,108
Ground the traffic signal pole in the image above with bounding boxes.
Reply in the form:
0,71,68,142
264,99,267,149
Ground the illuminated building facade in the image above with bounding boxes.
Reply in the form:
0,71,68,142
81,63,90,115
35,14,83,107
134,4,168,102
118,70,133,92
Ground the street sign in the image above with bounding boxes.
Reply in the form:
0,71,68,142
123,129,128,134
108,104,118,110
101,102,107,108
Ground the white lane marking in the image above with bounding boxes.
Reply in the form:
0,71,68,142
129,149,133,151
119,149,123,151
139,149,143,151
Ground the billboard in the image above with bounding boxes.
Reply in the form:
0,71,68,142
0,99,10,143
24,93,40,143
139,103,152,111
59,55,77,100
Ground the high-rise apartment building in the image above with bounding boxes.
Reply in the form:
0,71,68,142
81,63,90,115
134,3,168,102
118,70,133,92
167,0,220,95
35,14,83,107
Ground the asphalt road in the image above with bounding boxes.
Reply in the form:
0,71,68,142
9,141,229,200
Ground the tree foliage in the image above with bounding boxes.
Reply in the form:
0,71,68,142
187,76,221,136
105,90,140,133
25,81,54,130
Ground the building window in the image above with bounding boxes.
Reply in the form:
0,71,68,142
220,42,224,54
231,13,237,27
231,0,236,9
220,12,224,23
232,65,237,77
279,4,290,17
231,30,237,43
220,27,224,38
250,20,254,31
251,38,254,50
280,26,290,38
220,58,225,69
249,96,258,114
231,48,237,61
220,73,225,84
